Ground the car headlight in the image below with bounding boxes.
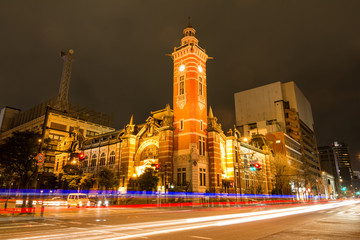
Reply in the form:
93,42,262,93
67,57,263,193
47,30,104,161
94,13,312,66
98,201,102,206
105,200,109,206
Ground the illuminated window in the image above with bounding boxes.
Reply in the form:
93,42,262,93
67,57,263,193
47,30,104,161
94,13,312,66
179,76,185,95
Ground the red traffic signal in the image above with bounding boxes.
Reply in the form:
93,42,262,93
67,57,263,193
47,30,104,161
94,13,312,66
254,163,261,169
78,152,86,160
155,164,160,170
230,182,234,187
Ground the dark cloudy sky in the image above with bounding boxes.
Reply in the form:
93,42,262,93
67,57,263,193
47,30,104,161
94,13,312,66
1,1,359,169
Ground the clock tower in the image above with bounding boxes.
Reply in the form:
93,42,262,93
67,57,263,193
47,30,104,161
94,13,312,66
172,22,209,192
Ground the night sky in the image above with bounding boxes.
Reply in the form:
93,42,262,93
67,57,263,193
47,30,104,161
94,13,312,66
1,1,359,169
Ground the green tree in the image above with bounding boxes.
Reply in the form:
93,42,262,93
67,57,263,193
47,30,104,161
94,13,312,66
97,167,118,190
0,131,41,189
80,173,96,190
60,164,82,190
137,168,159,191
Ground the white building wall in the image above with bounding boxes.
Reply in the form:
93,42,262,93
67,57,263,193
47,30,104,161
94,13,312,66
234,82,283,127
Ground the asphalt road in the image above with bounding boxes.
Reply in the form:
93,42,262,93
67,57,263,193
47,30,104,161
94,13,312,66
0,200,359,240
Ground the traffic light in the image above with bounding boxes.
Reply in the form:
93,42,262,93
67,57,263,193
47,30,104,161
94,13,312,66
230,182,234,187
250,164,256,171
78,152,85,161
250,163,261,171
341,187,347,191
151,163,160,170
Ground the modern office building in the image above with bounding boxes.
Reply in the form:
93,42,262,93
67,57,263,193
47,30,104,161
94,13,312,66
319,141,354,195
234,81,321,193
318,145,340,192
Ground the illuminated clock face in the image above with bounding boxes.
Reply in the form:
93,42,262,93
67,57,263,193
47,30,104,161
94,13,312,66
179,64,185,72
198,65,203,72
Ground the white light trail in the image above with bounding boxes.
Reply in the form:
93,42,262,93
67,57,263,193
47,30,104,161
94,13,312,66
10,201,359,240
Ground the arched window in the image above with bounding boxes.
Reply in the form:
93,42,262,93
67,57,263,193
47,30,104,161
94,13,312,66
84,155,89,168
109,151,116,165
91,154,97,167
99,153,106,166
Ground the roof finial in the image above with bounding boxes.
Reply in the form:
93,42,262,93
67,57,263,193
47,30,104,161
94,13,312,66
187,16,193,28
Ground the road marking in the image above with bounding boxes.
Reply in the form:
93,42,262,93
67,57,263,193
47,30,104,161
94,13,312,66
191,236,213,239
337,211,344,214
327,210,334,213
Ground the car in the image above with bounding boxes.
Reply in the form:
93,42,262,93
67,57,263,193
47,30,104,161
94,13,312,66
89,195,110,207
67,193,90,208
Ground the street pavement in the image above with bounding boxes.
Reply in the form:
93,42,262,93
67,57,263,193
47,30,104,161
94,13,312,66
0,200,359,239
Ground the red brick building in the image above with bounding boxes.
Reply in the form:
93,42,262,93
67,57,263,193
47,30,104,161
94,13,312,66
55,24,272,194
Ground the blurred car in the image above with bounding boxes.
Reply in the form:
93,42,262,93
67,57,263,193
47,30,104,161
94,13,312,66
67,193,90,208
89,195,109,207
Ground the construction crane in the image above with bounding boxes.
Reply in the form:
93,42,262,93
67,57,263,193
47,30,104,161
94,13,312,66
55,49,75,111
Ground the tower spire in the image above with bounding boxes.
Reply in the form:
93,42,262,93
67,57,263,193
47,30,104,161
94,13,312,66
187,16,192,28
208,106,214,118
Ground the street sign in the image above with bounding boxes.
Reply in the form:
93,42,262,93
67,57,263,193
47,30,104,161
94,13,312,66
37,162,43,166
36,153,45,163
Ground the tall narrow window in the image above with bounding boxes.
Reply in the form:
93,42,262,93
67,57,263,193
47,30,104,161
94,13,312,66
109,151,116,165
91,154,97,167
217,174,220,186
200,168,206,186
235,146,238,163
203,169,206,186
99,153,106,166
199,136,206,156
182,172,186,186
179,76,185,95
198,77,203,96
180,119,184,131
200,120,203,131
177,168,187,186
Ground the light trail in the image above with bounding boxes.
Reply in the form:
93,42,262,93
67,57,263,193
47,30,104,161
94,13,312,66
10,200,359,240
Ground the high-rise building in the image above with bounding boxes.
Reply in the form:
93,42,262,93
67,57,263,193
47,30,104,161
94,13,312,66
319,141,354,195
332,142,353,191
234,82,321,192
318,145,340,192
